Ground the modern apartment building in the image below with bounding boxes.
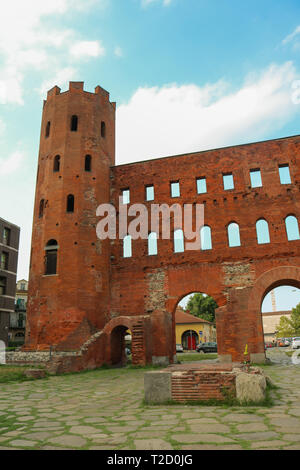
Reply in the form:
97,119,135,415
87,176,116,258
0,217,20,346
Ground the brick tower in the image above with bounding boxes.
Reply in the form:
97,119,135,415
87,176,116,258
25,82,115,351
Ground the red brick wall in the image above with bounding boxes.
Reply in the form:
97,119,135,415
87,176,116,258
110,135,300,363
171,370,236,402
25,82,300,367
25,82,115,350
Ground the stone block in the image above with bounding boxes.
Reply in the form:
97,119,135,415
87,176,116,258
144,371,171,404
236,372,266,403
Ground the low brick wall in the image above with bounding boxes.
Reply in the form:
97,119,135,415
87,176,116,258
171,370,236,402
144,363,266,404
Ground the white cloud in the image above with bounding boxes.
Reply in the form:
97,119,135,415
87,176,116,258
0,151,24,177
114,46,123,58
38,67,78,98
0,0,106,105
70,40,105,59
116,62,299,164
141,0,173,7
282,25,300,45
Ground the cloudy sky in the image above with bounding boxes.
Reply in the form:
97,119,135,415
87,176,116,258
0,0,300,288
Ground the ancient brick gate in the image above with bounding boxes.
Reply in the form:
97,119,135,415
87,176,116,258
24,82,300,371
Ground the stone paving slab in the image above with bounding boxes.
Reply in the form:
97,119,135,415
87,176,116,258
134,439,173,450
0,349,300,450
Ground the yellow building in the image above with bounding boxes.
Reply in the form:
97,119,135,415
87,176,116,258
175,308,216,350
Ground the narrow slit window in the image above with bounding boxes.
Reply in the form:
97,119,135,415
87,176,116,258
223,173,234,190
174,229,184,253
45,121,51,138
85,155,92,172
228,222,241,247
101,121,106,138
53,155,60,172
148,232,158,256
146,185,154,201
256,219,270,244
123,235,132,258
171,181,180,198
66,194,75,213
285,215,300,241
45,240,58,275
122,189,130,205
279,165,291,185
200,226,212,250
250,169,262,188
197,178,207,194
39,199,45,218
71,115,78,132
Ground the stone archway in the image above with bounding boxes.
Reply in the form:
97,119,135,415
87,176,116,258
246,266,300,363
110,325,128,366
103,316,148,366
248,266,300,312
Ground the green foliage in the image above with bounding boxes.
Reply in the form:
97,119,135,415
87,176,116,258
185,293,217,323
276,302,300,338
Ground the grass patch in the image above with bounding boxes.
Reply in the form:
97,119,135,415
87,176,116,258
0,365,46,384
177,353,218,363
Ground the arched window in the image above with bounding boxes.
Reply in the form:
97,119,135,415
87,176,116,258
45,121,51,138
85,155,92,172
256,219,270,244
148,232,158,256
101,121,106,138
45,240,58,275
53,155,60,172
66,194,75,213
174,229,184,253
71,115,78,132
123,235,132,258
200,226,212,250
39,199,45,218
228,222,241,247
285,215,300,241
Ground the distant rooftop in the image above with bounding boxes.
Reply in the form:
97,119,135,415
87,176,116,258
175,307,212,325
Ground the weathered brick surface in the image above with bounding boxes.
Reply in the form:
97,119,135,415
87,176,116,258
171,371,236,402
25,83,115,352
24,81,300,369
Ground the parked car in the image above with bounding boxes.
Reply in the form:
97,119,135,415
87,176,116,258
265,342,273,349
176,344,184,353
196,342,217,353
291,337,300,349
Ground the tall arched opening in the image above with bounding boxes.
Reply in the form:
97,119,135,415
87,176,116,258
261,284,300,351
174,292,218,356
248,266,300,363
110,324,129,366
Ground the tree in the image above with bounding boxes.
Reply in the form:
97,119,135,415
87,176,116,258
276,302,300,338
185,293,217,323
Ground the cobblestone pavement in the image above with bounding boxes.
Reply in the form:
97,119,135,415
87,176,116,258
0,350,300,450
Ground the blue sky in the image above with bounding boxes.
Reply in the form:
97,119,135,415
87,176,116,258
0,0,300,286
